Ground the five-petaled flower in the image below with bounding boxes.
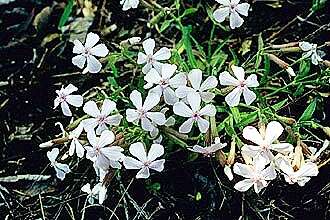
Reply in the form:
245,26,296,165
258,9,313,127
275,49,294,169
173,93,216,133
176,69,218,103
54,84,83,117
72,32,109,73
213,0,250,29
188,137,227,156
123,142,165,179
82,99,123,135
85,130,124,170
126,90,166,132
241,121,293,163
233,157,276,193
81,183,107,205
137,38,171,74
47,148,71,180
299,41,325,65
219,65,259,107
120,0,139,11
145,64,187,105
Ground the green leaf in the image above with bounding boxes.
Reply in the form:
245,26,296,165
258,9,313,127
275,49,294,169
181,8,198,17
58,0,74,29
272,99,288,111
237,111,258,128
312,0,328,12
231,107,240,124
160,19,173,33
182,25,197,68
297,59,311,79
298,99,317,122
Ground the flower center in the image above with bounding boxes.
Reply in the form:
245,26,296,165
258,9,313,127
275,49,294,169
58,92,67,102
192,112,200,120
138,108,147,118
239,81,246,88
230,4,237,12
97,115,107,124
147,54,154,64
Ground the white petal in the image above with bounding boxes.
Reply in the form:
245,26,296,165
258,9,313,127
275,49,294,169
224,166,233,181
129,142,147,162
265,121,284,144
101,99,116,116
64,84,78,95
142,63,152,74
296,162,319,178
245,74,259,87
200,76,218,91
200,92,215,103
241,144,261,159
261,165,277,180
163,88,178,105
73,40,85,54
147,144,164,161
143,92,160,111
236,3,250,16
61,102,72,116
81,183,92,194
147,112,166,125
137,52,147,64
153,47,171,61
187,92,201,112
47,148,59,162
219,71,239,86
98,185,107,205
243,126,264,146
66,95,83,107
101,147,124,161
96,123,108,135
161,64,177,79
105,115,122,126
136,167,150,179
233,162,254,178
72,55,86,69
197,118,210,133
98,130,115,148
130,90,143,109
141,117,155,132
75,140,85,158
231,65,245,81
234,179,254,192
90,44,109,57
188,145,207,154
299,42,313,51
213,7,230,23
123,156,143,169
173,102,193,117
83,101,100,117
175,86,195,98
109,159,122,169
149,159,165,172
144,68,162,84
242,88,256,105
188,69,202,90
179,118,194,133
86,55,102,73
229,11,244,29
85,32,99,49
82,118,98,132
199,104,216,116
143,38,155,55
169,73,187,88
126,109,139,122
225,87,242,107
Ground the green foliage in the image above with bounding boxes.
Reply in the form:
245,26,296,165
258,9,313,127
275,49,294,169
58,0,74,29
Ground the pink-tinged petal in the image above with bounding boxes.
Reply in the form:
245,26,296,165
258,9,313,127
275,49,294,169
235,3,250,16
83,101,100,117
105,114,122,126
144,92,160,111
85,146,96,160
233,162,254,178
245,74,259,87
219,71,239,86
141,117,155,132
73,39,85,54
173,102,193,117
61,101,72,116
137,52,147,64
149,159,165,172
101,99,116,116
296,162,319,178
231,66,245,81
136,167,150,179
153,47,171,61
179,118,194,133
85,32,100,49
98,130,115,148
234,179,254,192
129,142,147,162
229,11,244,29
213,7,230,23
265,121,284,144
187,92,201,112
146,112,166,125
169,73,187,88
161,64,177,79
200,76,218,91
243,126,264,146
147,144,164,161
197,117,210,133
199,104,216,117
225,87,242,107
144,68,162,84
279,159,294,176
126,109,139,122
130,90,143,109
188,69,202,90
86,55,102,73
66,95,83,107
143,38,155,55
72,55,86,69
242,88,256,105
90,44,109,57
163,87,178,105
123,156,143,169
241,144,261,159
175,86,195,98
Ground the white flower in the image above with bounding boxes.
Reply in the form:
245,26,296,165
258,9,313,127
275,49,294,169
219,65,259,107
213,0,250,29
233,157,276,193
188,137,226,156
81,183,107,204
72,32,109,73
145,64,187,105
85,130,124,170
120,0,139,11
137,38,171,74
224,165,233,181
82,99,123,135
68,123,85,158
173,93,216,133
126,90,166,132
241,121,293,163
54,84,83,117
123,142,165,179
278,159,319,186
299,41,325,65
128,37,141,45
47,148,71,180
175,69,218,103
307,140,329,162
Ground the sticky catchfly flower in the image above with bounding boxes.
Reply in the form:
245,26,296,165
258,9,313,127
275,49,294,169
241,121,293,163
123,142,165,179
72,32,109,73
173,92,216,133
137,38,171,74
126,90,166,132
219,65,259,107
299,41,325,65
85,130,124,170
54,84,83,117
47,148,71,180
233,157,276,193
82,99,123,135
68,123,85,158
188,137,227,156
213,0,250,29
145,64,187,105
176,69,218,103
81,183,107,204
120,0,139,11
